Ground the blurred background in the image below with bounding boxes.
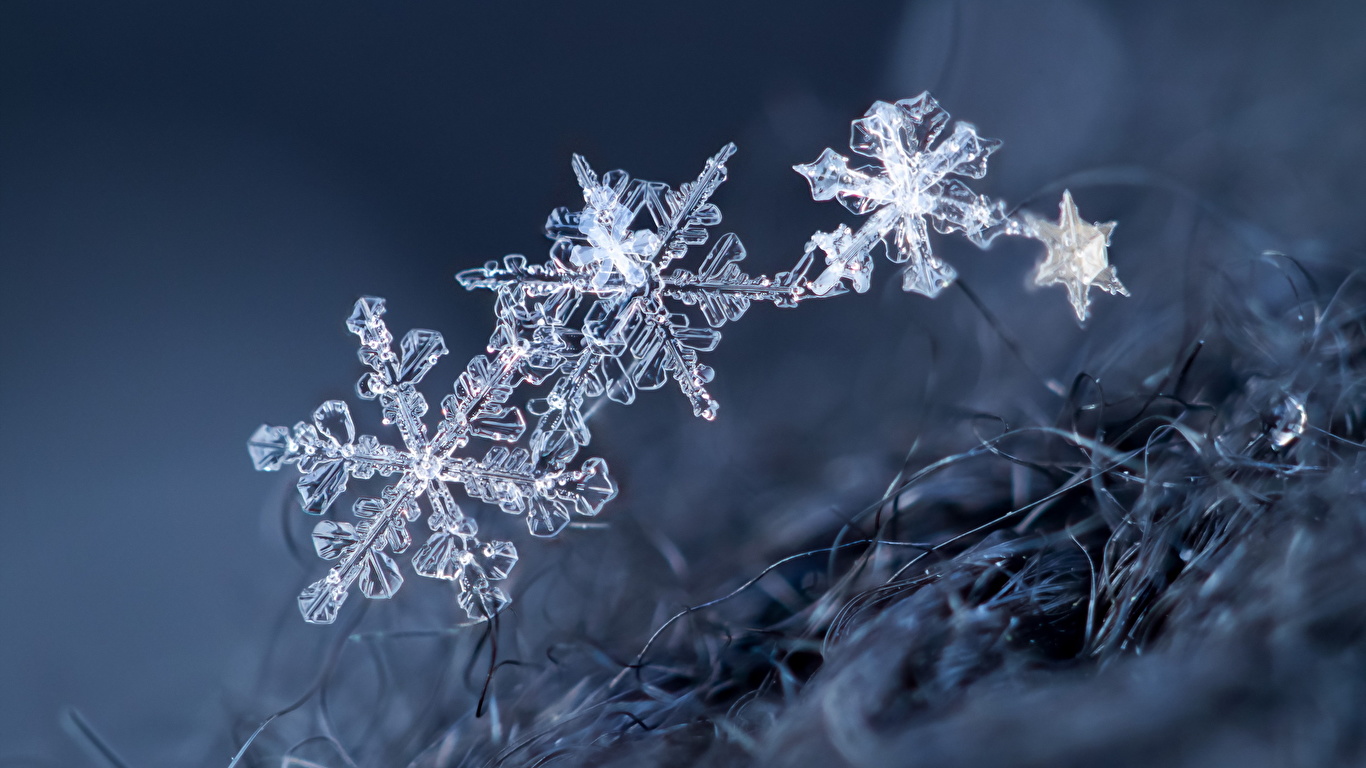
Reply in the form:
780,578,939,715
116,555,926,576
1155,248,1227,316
1,0,1363,763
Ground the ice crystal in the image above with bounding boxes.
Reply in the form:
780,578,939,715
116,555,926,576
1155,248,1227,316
1026,190,1128,322
457,143,828,440
795,92,1010,297
248,93,1132,624
249,297,616,624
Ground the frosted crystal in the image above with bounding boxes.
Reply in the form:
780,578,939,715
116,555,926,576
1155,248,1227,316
795,93,1008,297
1026,190,1128,322
297,577,347,625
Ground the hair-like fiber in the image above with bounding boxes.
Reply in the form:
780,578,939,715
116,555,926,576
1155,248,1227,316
230,240,1366,768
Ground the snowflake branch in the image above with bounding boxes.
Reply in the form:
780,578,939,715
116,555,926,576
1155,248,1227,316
647,143,736,267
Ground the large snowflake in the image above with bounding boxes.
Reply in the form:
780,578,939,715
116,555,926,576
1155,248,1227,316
249,297,616,623
457,143,832,467
794,92,1010,298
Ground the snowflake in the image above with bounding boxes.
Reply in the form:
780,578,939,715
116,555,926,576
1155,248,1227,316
457,143,830,471
1026,190,1128,322
794,92,1009,298
248,297,616,624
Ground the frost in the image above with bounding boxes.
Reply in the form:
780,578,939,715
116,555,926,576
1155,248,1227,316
249,296,617,624
795,92,1010,297
1026,190,1128,322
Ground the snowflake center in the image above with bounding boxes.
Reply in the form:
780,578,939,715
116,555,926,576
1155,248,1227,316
414,451,442,481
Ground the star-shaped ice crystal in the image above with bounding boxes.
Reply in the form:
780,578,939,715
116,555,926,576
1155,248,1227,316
1028,190,1128,323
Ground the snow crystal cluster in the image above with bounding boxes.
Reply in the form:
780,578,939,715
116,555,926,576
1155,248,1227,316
795,93,1126,317
249,92,1130,624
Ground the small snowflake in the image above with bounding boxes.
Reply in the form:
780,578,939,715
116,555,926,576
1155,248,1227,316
795,92,1008,297
1027,190,1128,323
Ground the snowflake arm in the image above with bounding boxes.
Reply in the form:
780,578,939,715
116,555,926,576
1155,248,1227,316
663,232,833,320
434,348,529,448
644,143,735,267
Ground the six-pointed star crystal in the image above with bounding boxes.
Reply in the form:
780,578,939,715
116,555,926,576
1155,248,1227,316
1027,189,1129,322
